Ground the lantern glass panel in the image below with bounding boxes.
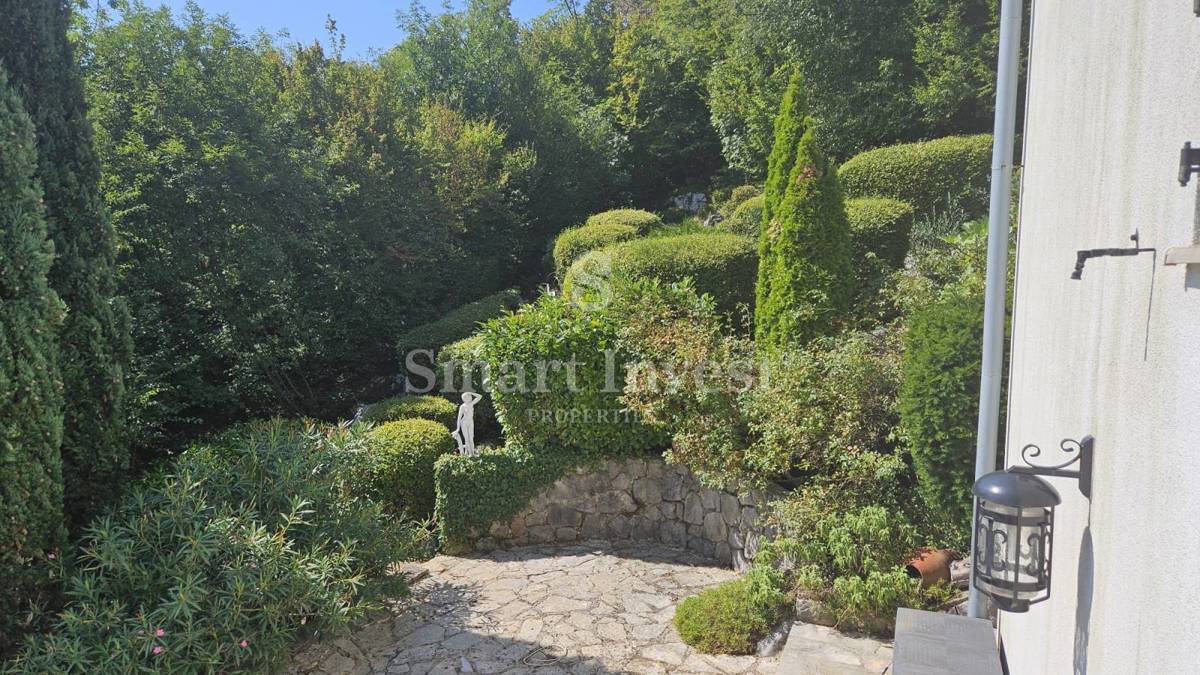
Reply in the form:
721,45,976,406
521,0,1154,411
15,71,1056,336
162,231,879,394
973,498,1053,612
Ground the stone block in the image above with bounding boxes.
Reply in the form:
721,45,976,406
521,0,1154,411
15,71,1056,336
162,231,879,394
687,535,706,553
555,527,579,542
547,504,583,529
595,491,637,514
661,472,685,502
632,516,658,540
525,510,548,527
659,502,678,521
581,513,607,539
700,487,720,511
721,494,741,526
632,478,663,506
659,520,687,547
728,527,744,550
475,537,498,552
732,549,750,573
527,525,555,543
740,506,759,530
714,542,731,564
608,515,632,539
611,472,633,492
645,459,664,478
509,516,526,539
489,522,511,539
683,493,705,525
702,512,728,543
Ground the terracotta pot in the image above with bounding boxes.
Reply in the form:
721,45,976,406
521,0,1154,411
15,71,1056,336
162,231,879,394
905,548,954,586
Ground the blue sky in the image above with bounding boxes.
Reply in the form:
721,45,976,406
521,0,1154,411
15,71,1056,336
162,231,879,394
156,1,559,60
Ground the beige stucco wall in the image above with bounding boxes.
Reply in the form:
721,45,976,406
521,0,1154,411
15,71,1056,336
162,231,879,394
1000,2,1200,674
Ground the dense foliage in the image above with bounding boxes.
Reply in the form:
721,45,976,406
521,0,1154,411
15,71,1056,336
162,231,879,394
756,74,854,349
360,395,458,428
361,419,456,518
846,197,917,318
563,233,758,319
0,68,66,655
719,194,765,238
839,134,993,218
0,0,131,530
673,566,789,654
553,222,640,278
4,420,432,673
396,289,522,365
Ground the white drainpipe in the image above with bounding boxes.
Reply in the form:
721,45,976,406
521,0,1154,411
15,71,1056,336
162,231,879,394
968,0,1026,620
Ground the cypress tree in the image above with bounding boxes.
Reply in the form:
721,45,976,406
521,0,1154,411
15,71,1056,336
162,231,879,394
0,0,132,527
0,66,66,654
755,73,854,348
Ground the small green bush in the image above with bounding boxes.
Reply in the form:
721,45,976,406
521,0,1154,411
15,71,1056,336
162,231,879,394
718,194,764,237
839,134,993,218
360,395,457,428
718,185,762,218
6,420,431,673
396,289,521,363
434,445,574,551
846,197,916,320
674,567,789,655
563,233,757,319
476,294,669,457
553,222,640,278
898,286,985,538
585,208,663,233
363,419,457,518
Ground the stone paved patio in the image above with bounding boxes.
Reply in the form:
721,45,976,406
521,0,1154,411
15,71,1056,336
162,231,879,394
290,541,779,675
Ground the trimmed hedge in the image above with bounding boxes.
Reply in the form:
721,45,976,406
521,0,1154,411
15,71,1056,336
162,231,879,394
364,419,457,518
674,567,789,655
718,194,764,238
718,185,762,218
434,446,574,552
553,222,640,278
476,294,669,457
898,287,985,536
846,197,915,315
360,395,457,428
396,289,521,362
584,208,663,233
838,134,993,218
563,233,757,318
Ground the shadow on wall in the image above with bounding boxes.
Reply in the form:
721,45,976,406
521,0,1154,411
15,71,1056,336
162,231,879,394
1073,526,1094,675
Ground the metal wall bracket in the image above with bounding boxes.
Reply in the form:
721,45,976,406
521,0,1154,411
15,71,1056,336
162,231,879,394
1071,231,1156,279
1195,0,1200,18
1009,435,1094,498
1181,142,1200,186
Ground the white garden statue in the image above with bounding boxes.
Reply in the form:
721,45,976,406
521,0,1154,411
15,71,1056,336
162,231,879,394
451,392,483,457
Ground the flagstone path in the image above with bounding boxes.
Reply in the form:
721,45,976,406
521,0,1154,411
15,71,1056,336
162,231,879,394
289,541,779,675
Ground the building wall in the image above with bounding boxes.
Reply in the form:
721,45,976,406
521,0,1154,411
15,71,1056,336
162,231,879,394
1001,2,1200,673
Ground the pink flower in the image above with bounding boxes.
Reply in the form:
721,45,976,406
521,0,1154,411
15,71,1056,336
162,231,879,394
47,553,56,560
152,646,163,655
239,640,249,649
155,628,165,637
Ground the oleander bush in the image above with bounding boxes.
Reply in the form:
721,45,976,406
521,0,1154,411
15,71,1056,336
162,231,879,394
839,134,993,218
5,420,432,673
360,395,457,428
396,289,522,365
674,566,789,654
362,419,457,518
584,208,663,233
475,294,669,457
718,194,764,238
563,233,757,319
553,222,640,278
433,445,575,552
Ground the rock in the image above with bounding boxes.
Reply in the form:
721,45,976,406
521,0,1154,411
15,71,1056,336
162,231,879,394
714,542,731,564
700,487,720,510
581,513,606,538
488,522,510,538
732,549,750,573
555,527,579,542
720,494,741,526
528,525,555,543
756,619,793,657
659,502,678,521
659,520,687,547
740,506,759,530
596,491,637,515
683,493,705,525
645,459,664,478
611,472,633,492
632,478,663,506
795,597,837,627
475,537,498,552
509,515,527,539
702,512,728,543
525,510,548,527
728,527,744,550
608,515,631,539
687,535,706,553
547,504,583,529
661,472,685,501
632,516,657,540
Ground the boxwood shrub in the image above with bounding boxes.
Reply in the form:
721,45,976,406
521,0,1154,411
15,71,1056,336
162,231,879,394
476,294,669,457
553,222,640,278
434,445,574,552
563,233,757,319
718,185,762,219
839,134,993,218
584,208,663,233
363,419,457,518
360,395,457,428
846,197,915,316
718,194,764,238
396,289,521,362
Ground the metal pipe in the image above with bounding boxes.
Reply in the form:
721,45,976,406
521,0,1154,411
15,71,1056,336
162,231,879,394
968,0,1026,621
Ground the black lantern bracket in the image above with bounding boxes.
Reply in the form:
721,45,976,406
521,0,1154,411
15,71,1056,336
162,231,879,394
1008,435,1093,499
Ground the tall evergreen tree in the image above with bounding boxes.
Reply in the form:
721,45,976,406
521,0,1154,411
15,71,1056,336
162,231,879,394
0,66,66,654
0,0,131,528
755,73,853,348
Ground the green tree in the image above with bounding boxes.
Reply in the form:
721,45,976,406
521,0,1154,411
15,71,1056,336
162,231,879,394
755,74,853,348
0,0,131,528
913,0,1000,135
0,66,67,655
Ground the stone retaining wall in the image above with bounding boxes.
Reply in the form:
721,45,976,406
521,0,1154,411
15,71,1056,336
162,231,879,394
473,456,779,570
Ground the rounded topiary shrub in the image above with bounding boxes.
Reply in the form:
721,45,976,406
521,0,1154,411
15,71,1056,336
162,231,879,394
584,208,663,233
396,289,522,362
361,395,457,428
838,134,993,218
364,419,456,518
563,233,757,319
476,294,669,458
719,185,762,218
846,197,915,271
674,568,788,655
718,194,764,238
553,222,640,278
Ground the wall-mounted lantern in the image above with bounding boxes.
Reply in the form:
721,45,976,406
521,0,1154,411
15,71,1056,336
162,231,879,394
971,436,1093,612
